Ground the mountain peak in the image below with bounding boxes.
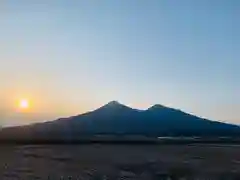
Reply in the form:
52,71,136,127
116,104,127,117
98,100,130,110
147,104,166,111
106,100,121,106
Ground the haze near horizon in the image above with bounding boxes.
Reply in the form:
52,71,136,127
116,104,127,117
0,0,239,126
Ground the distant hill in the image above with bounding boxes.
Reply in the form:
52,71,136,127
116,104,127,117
1,101,240,142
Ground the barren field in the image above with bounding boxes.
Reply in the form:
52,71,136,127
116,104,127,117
1,144,240,179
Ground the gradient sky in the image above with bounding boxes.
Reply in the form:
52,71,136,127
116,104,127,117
0,0,239,126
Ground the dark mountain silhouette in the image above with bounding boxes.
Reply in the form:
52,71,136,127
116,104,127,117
1,101,240,142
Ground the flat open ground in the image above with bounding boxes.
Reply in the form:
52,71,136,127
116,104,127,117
1,144,240,179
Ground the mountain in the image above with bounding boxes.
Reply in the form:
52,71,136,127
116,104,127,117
1,101,240,141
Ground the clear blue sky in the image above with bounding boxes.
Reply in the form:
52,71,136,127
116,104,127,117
0,0,239,126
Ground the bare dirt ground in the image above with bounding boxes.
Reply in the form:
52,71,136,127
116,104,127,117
1,144,240,180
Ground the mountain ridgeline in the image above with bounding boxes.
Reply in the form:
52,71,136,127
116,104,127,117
1,101,240,142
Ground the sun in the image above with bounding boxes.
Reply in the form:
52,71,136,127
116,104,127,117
18,99,30,110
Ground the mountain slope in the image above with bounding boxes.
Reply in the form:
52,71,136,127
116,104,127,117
1,101,240,141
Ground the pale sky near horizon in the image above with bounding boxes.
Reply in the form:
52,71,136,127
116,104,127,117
0,0,239,126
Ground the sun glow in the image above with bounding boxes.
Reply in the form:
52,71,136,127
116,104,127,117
18,99,30,110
